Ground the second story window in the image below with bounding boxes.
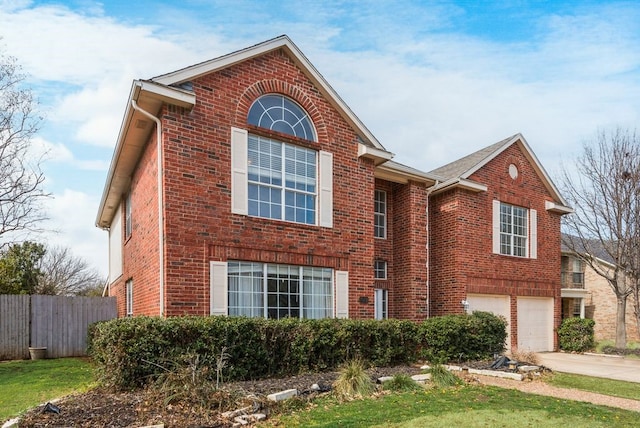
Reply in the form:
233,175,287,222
248,135,317,224
499,203,527,257
230,94,334,227
374,190,387,238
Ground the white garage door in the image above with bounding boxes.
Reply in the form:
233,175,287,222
517,297,554,352
466,294,511,349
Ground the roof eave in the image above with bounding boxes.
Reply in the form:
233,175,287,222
545,200,574,215
95,81,196,228
430,178,488,195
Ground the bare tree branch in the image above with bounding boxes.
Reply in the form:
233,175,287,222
0,50,50,249
560,128,640,348
37,245,106,296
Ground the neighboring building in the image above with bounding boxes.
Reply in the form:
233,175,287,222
96,35,571,351
561,243,640,343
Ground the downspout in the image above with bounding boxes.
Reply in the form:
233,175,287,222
425,180,439,319
131,100,165,317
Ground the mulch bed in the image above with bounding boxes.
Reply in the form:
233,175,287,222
16,365,424,428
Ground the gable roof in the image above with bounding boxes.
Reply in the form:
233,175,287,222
152,35,384,150
429,133,572,210
96,35,392,228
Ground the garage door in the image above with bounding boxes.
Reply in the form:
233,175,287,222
517,297,554,352
466,294,511,349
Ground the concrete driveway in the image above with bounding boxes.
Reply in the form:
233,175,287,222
536,352,640,383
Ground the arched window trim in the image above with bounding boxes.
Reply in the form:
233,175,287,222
247,94,317,142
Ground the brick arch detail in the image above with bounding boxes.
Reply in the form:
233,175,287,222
235,79,329,142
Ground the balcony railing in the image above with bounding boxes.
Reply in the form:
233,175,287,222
561,272,585,289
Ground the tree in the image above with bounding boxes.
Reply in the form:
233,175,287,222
0,241,45,294
0,50,48,249
560,128,640,348
37,245,106,296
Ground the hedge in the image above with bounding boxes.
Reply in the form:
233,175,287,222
88,312,506,390
557,317,595,352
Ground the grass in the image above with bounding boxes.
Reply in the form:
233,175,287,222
333,359,375,400
266,385,639,427
546,372,640,401
0,357,95,422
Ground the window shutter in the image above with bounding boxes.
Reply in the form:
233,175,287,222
335,270,348,318
230,127,248,215
492,200,501,254
210,261,228,316
529,209,537,259
318,150,333,228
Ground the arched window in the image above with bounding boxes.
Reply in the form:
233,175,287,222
247,94,316,141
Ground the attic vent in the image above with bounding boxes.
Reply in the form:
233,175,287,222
135,119,149,130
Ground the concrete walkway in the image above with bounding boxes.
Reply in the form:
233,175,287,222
536,352,640,383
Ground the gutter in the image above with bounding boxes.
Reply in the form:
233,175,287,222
130,99,165,317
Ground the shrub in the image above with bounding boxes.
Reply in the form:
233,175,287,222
88,312,506,390
418,312,507,363
557,317,595,352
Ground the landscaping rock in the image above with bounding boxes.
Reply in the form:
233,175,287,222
267,389,298,401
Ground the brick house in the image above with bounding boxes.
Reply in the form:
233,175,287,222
427,136,572,351
561,244,640,342
96,35,571,351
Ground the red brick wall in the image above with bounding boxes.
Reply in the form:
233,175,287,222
138,48,381,317
111,132,161,317
391,181,429,320
429,143,563,349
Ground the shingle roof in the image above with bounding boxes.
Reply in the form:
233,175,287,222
561,233,616,265
428,134,516,180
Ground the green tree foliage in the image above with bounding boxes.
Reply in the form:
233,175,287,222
0,241,45,294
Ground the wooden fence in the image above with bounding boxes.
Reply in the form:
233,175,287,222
0,294,117,360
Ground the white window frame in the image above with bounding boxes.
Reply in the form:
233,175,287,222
247,135,318,225
374,260,387,280
374,289,388,320
226,261,333,319
374,190,387,239
125,278,133,316
125,192,132,239
210,262,348,318
492,200,537,259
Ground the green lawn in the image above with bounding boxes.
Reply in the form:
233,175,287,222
547,372,640,401
266,385,639,427
0,358,95,422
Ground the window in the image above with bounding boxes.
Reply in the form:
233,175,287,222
125,279,133,316
230,94,333,226
248,94,316,141
227,261,333,319
247,135,317,224
374,260,387,280
499,203,527,256
374,289,388,320
572,258,584,285
374,190,387,238
125,192,132,238
492,200,537,258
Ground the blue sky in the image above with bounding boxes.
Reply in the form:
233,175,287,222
1,0,639,276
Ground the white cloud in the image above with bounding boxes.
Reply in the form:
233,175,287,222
38,188,107,276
